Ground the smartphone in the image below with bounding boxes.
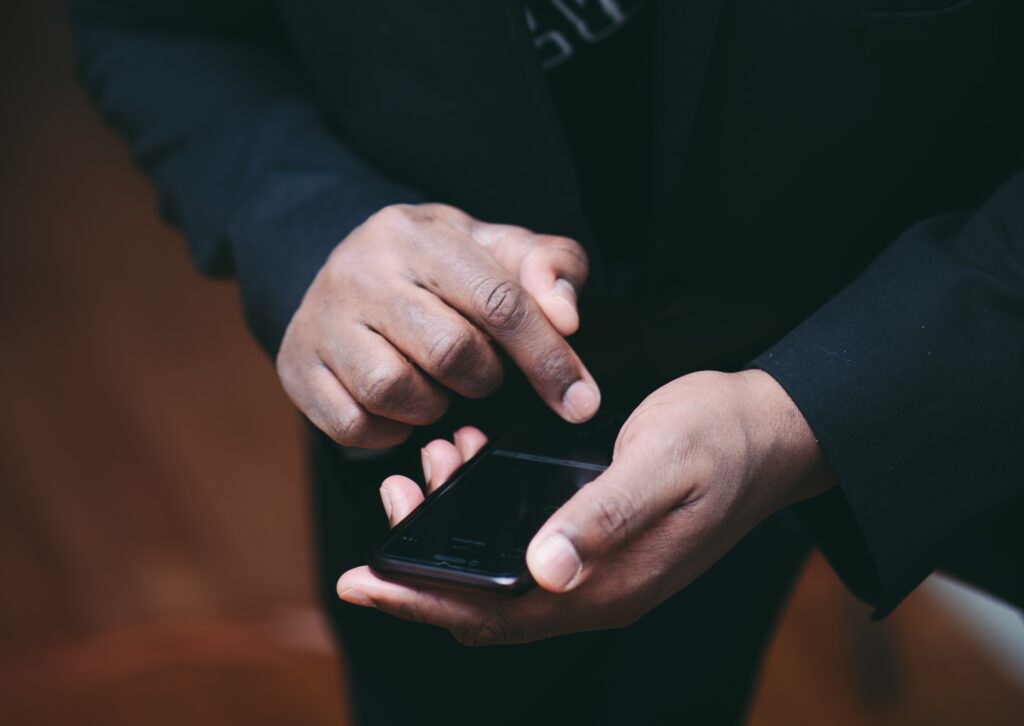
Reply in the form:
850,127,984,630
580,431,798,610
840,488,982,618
369,408,622,594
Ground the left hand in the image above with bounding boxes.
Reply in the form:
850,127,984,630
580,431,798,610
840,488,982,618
336,370,834,646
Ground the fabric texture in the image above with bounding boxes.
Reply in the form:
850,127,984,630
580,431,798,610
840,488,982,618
72,0,1023,641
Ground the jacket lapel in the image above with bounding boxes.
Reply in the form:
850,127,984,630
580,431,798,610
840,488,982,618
496,0,730,290
500,0,595,246
648,0,727,289
501,0,731,290
369,0,726,291
354,0,588,242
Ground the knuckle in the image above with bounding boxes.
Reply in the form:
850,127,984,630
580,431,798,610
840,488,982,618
452,614,521,647
473,277,531,337
378,202,419,224
368,203,407,230
549,234,586,257
369,204,437,238
420,202,461,220
541,235,589,274
533,346,577,387
401,395,449,429
418,393,451,422
466,360,504,398
374,202,457,230
325,408,370,446
425,327,480,379
354,361,412,411
586,489,634,541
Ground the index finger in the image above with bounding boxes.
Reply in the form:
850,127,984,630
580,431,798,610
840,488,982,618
428,257,601,423
473,226,588,335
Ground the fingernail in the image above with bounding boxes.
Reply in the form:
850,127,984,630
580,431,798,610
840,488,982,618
529,533,582,591
551,279,580,333
553,278,577,308
379,485,393,519
562,380,600,422
421,447,433,484
339,588,374,607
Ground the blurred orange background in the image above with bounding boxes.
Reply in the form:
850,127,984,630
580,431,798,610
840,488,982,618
1,3,1021,724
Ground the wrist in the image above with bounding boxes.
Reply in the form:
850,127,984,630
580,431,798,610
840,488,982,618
736,369,836,512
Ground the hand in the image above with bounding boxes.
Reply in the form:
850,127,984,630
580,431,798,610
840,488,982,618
336,370,835,645
277,203,600,448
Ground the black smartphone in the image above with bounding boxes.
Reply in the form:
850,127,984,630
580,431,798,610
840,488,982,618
369,407,622,594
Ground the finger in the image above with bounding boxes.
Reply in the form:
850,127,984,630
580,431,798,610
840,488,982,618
525,453,676,593
336,566,534,646
516,236,588,336
453,426,488,461
280,358,412,447
421,438,463,491
427,259,601,423
421,427,488,491
322,324,449,426
380,475,424,526
472,226,587,337
375,285,504,399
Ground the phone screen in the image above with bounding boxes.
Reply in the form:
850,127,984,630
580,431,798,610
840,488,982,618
374,410,621,583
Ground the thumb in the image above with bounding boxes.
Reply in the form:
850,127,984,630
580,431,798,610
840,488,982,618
525,454,675,592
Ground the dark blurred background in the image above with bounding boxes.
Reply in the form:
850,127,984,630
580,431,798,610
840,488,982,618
1,2,1021,724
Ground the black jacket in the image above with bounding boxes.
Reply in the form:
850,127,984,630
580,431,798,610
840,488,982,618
73,0,1024,616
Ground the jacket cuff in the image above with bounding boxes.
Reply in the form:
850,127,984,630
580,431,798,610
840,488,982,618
748,205,1022,617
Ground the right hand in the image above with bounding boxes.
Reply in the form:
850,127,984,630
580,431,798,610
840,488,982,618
277,203,600,448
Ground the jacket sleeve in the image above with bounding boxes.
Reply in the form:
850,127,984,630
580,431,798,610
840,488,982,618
751,169,1024,617
72,0,423,354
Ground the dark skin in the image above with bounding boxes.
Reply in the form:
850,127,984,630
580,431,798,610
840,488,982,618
277,202,601,447
336,370,835,646
276,201,834,645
